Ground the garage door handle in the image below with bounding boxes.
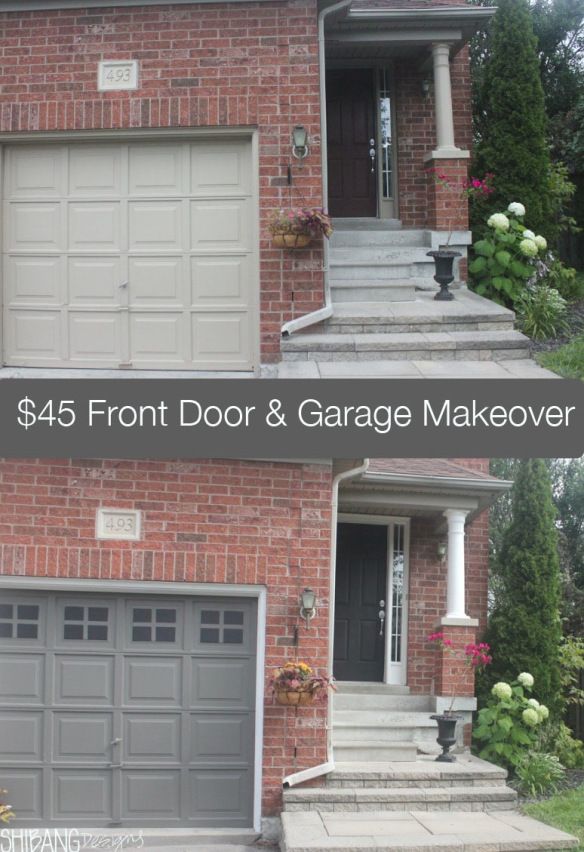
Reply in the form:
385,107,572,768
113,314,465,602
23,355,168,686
119,281,128,289
110,737,122,746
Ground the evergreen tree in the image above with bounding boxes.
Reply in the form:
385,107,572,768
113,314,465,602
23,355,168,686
482,459,563,713
473,0,553,237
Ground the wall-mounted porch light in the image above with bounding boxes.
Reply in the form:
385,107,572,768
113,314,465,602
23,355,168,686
299,587,317,627
437,541,447,562
292,125,309,159
421,79,432,99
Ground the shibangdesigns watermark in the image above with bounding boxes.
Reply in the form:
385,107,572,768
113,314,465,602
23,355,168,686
1,830,144,852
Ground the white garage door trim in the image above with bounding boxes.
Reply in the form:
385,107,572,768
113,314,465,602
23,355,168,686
0,576,266,832
0,128,260,373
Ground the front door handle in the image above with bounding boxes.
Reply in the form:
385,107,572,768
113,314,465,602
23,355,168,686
378,599,385,636
369,138,376,173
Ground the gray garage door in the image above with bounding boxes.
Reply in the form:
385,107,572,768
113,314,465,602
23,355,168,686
2,139,256,370
0,591,257,827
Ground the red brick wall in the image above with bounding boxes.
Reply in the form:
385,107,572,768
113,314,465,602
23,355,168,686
0,457,333,816
0,2,324,364
395,48,473,229
406,511,489,696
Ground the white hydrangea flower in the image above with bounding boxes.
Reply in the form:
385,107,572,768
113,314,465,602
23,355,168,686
522,708,540,727
523,229,536,240
535,235,547,251
537,705,550,721
519,239,538,257
527,698,540,708
492,682,513,700
508,202,526,217
487,213,510,231
518,672,534,688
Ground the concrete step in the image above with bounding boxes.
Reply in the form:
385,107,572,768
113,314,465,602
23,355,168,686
332,741,418,762
327,301,514,334
280,809,579,852
325,757,509,788
334,708,436,726
329,260,435,280
332,218,402,230
330,281,417,302
281,330,531,362
331,229,428,248
330,247,436,264
333,723,435,744
335,682,411,695
335,695,432,712
283,784,518,812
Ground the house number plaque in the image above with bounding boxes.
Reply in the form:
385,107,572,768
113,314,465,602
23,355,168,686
96,508,141,540
98,60,139,92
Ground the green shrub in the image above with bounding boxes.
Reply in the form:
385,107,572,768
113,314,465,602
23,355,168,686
473,674,550,772
551,723,584,769
515,286,568,340
540,258,583,302
515,752,566,797
469,205,548,307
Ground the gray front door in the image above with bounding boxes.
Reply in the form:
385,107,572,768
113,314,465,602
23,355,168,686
0,591,256,827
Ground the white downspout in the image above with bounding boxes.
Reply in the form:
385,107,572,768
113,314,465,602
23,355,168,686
282,457,370,788
280,0,353,340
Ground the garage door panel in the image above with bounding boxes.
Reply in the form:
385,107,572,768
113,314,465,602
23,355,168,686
53,713,113,761
129,145,184,196
123,771,180,819
130,314,184,364
129,257,183,305
191,255,250,305
68,257,122,305
54,656,115,705
190,770,250,821
0,655,44,704
68,147,122,197
123,714,181,762
53,771,112,819
191,658,255,708
124,657,183,706
190,714,252,762
68,313,123,362
129,202,183,251
191,200,251,251
193,314,249,362
0,711,43,760
6,146,63,198
6,311,61,361
2,771,43,819
6,257,62,304
68,202,121,251
8,203,62,251
190,142,251,196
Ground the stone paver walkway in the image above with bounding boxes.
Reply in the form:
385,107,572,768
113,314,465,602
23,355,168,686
281,809,578,851
275,358,558,379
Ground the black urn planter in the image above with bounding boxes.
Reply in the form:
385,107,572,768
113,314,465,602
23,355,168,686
430,713,462,762
426,250,461,301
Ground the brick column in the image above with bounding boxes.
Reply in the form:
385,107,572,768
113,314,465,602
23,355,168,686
434,625,477,698
426,158,470,232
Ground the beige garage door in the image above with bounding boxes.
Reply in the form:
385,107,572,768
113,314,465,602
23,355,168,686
2,139,256,369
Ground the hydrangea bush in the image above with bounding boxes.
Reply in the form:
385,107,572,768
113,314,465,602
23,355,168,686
473,672,550,771
469,202,549,308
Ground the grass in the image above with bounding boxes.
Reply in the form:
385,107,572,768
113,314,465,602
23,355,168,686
523,784,584,850
535,333,584,379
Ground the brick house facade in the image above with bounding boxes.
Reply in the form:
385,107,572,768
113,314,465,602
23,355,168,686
0,0,493,373
0,457,507,831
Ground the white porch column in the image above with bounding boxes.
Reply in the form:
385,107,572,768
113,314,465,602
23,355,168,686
430,42,466,158
443,509,469,621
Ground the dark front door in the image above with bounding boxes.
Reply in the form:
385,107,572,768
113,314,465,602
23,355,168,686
334,522,387,681
327,69,377,218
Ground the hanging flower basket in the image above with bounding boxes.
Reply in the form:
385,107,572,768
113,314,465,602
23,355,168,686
275,688,316,707
268,207,333,250
272,232,312,250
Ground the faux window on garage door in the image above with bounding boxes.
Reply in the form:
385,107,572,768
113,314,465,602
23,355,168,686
2,139,256,370
0,592,257,827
